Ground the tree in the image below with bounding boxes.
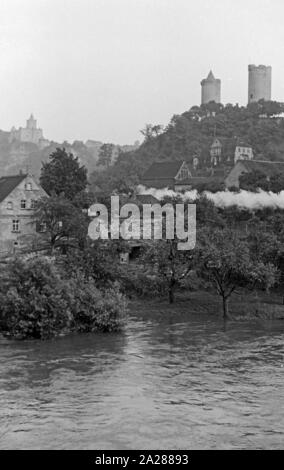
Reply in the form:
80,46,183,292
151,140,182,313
97,143,114,168
61,241,120,287
140,124,164,141
33,195,88,253
40,147,88,200
269,173,284,193
142,239,194,303
198,229,278,318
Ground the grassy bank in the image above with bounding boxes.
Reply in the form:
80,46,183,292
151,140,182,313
129,289,284,321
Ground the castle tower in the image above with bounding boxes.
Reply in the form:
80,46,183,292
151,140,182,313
26,113,37,129
200,70,221,105
248,65,272,103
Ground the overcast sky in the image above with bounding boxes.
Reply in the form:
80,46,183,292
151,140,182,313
0,0,284,145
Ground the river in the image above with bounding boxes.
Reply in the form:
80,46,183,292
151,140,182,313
0,310,283,449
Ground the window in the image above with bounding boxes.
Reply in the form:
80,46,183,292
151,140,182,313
12,220,20,232
6,201,13,210
38,222,47,233
20,200,26,209
25,183,32,191
30,199,37,209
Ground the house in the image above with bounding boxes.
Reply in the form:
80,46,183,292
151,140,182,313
141,161,192,190
234,144,253,164
225,160,284,188
0,173,48,255
210,138,222,166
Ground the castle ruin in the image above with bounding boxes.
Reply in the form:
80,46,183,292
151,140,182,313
200,70,221,105
248,65,272,103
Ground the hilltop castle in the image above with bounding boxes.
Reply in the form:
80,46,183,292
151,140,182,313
9,114,50,149
200,65,272,105
248,65,272,103
200,70,221,105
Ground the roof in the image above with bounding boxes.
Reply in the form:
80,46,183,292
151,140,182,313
0,174,27,203
135,194,159,204
237,160,284,177
211,138,222,148
235,143,252,149
207,70,215,80
142,161,184,180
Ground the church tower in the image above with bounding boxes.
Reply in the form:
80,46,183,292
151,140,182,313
201,70,221,105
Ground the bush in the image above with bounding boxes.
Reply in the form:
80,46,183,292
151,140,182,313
0,257,127,340
118,271,165,298
68,278,127,332
0,257,72,339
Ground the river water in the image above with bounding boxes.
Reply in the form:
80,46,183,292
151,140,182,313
0,310,283,449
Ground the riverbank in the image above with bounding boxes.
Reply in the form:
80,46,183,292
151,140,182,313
129,289,284,321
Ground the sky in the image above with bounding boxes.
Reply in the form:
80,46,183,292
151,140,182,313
1,0,284,145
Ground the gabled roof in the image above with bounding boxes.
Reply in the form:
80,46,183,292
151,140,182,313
211,138,222,148
142,161,185,180
237,160,284,177
0,174,27,203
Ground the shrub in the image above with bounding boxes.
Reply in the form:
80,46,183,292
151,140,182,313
69,278,127,332
0,257,72,339
0,257,127,340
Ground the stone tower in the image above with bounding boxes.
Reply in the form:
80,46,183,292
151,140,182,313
248,65,272,103
201,70,221,105
26,113,37,129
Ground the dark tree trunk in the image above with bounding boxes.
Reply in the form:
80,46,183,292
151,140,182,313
169,287,174,304
222,296,229,319
169,281,175,304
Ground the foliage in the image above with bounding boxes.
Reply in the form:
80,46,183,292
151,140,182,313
0,257,72,339
59,241,122,287
197,228,278,318
89,100,284,193
40,147,88,200
141,240,195,303
97,143,115,168
33,195,88,252
240,171,284,192
239,171,270,191
0,257,127,339
68,278,127,333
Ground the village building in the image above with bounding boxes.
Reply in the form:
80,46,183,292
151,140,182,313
234,144,253,164
225,160,284,188
0,173,48,255
141,161,192,190
210,138,222,166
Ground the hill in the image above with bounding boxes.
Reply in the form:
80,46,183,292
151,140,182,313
0,131,139,178
89,100,284,193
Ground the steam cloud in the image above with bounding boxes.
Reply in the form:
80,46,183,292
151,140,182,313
137,185,284,210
